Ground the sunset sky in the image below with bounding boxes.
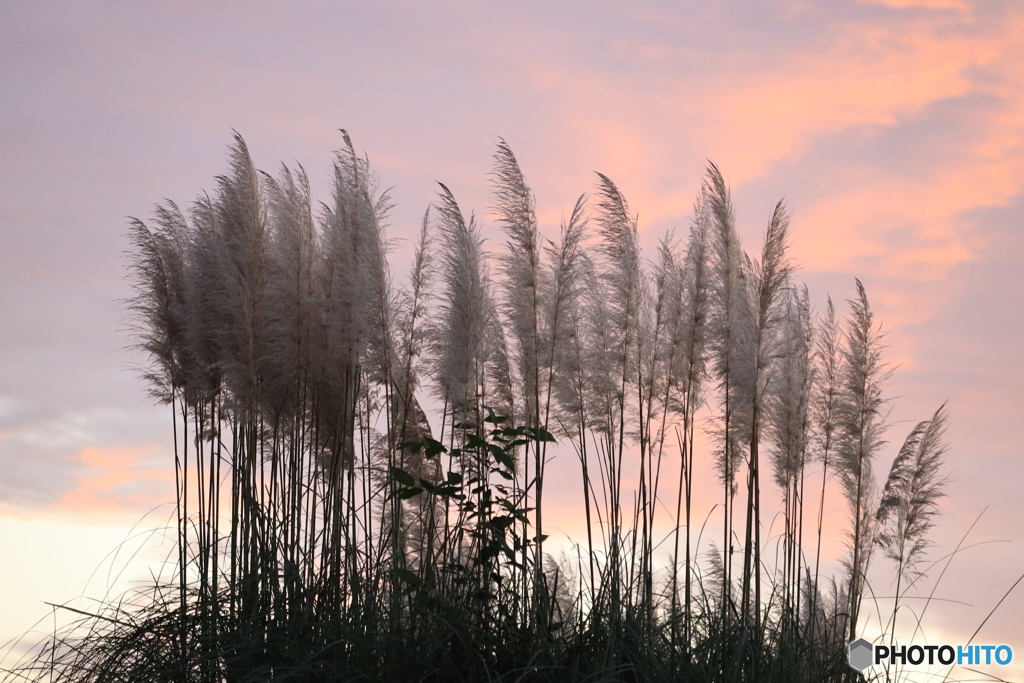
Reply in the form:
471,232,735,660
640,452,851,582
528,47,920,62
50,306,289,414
2,0,1023,676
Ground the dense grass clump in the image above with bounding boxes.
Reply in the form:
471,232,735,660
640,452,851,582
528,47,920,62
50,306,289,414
5,133,956,682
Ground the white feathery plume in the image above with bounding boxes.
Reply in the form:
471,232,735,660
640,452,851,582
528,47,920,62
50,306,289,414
812,297,843,465
323,130,395,385
835,281,890,508
315,131,396,469
550,255,595,433
643,233,679,453
492,139,544,425
394,210,433,404
126,202,191,403
174,194,224,405
485,292,517,421
261,163,321,421
430,183,489,413
579,265,619,439
653,234,683,385
593,172,643,384
875,404,949,583
705,163,754,492
583,173,642,451
545,195,589,425
748,201,794,417
667,190,711,418
210,133,268,413
390,210,436,477
768,286,813,492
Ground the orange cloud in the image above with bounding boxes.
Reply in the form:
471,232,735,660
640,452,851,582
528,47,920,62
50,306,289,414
59,445,174,518
857,0,972,11
470,3,1018,271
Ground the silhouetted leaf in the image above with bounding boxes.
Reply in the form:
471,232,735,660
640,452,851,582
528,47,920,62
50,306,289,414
390,466,416,487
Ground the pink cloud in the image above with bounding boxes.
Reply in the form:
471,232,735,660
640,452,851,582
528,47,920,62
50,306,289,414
452,1,1022,309
857,0,972,11
58,445,174,518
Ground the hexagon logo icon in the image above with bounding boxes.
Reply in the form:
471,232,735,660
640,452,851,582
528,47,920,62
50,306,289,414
848,638,874,672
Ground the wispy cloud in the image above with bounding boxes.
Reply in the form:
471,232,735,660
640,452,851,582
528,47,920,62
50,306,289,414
0,404,169,515
58,445,174,518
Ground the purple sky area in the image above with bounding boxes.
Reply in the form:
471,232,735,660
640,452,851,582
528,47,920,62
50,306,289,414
2,1,1023,677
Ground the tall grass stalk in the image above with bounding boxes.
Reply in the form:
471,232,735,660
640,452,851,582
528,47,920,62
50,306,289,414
876,404,949,638
706,163,754,618
836,279,892,641
740,200,793,639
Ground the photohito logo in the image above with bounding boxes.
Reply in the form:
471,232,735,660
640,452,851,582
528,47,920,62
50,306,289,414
848,638,1013,672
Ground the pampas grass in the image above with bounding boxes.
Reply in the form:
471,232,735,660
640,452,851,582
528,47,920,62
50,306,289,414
836,279,892,641
5,133,966,683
